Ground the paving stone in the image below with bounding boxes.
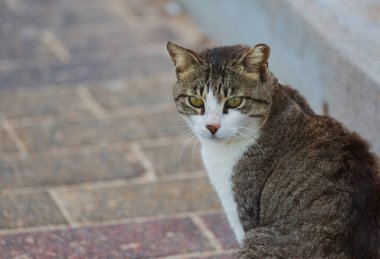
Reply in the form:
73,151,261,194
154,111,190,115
0,1,184,60
0,54,172,89
0,8,113,53
0,88,90,119
201,213,239,250
15,111,183,151
0,0,219,256
127,0,167,16
62,24,181,54
0,129,18,153
0,160,15,184
0,193,67,229
56,178,220,222
0,149,144,189
0,2,116,34
88,76,176,110
142,142,203,177
0,217,214,258
0,37,47,61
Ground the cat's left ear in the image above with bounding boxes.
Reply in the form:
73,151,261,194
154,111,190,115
235,44,270,80
167,42,203,80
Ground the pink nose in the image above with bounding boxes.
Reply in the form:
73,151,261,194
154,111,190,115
205,124,221,134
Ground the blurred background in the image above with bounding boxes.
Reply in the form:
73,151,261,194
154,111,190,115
0,0,378,258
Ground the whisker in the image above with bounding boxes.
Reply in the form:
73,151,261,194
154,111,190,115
178,132,196,166
173,129,194,162
191,137,199,164
236,134,248,153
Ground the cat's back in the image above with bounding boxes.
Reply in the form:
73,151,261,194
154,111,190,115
306,114,379,257
302,114,379,180
259,108,380,257
235,87,380,257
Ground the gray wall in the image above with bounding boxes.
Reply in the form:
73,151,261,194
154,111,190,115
179,0,380,155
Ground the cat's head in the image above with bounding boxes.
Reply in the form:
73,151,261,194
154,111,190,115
167,42,272,144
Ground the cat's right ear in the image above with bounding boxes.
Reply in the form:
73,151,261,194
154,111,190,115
167,42,203,80
234,44,270,81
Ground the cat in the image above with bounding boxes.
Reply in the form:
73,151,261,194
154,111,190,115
167,42,380,258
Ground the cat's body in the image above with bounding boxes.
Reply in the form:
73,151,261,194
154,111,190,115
167,42,380,258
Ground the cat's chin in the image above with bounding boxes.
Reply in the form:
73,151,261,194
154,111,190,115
198,134,233,143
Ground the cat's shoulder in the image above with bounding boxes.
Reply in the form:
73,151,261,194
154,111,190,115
304,114,379,172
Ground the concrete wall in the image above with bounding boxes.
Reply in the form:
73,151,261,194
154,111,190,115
178,0,380,155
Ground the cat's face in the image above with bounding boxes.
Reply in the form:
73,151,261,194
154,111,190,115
167,43,272,143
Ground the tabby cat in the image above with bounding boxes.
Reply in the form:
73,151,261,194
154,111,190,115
167,42,380,258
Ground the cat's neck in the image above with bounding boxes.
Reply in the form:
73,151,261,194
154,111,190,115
253,83,311,156
199,133,258,151
268,83,310,131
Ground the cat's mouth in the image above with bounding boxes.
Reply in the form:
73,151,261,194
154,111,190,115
199,132,233,142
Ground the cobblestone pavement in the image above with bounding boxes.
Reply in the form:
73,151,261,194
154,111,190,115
0,0,238,258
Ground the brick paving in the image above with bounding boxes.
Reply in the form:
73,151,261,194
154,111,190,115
0,0,237,258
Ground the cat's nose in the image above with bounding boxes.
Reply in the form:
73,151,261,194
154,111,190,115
205,123,221,135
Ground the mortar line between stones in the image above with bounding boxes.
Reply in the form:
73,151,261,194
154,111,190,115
48,189,77,227
76,86,107,119
0,209,224,235
157,249,235,259
129,142,158,182
1,118,27,158
0,71,173,95
7,103,174,128
0,224,70,236
190,214,224,252
40,30,71,63
0,135,190,160
1,179,126,196
1,171,206,195
0,42,167,73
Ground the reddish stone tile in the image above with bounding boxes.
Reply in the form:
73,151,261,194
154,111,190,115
201,213,239,250
190,252,235,259
0,217,214,258
206,254,235,259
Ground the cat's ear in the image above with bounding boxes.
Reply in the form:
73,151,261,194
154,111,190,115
167,42,203,80
235,44,270,80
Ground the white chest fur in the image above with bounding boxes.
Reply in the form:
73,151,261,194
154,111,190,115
200,138,256,244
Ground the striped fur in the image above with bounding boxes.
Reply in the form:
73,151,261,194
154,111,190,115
167,42,380,258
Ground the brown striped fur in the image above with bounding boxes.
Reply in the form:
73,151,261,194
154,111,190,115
167,42,380,258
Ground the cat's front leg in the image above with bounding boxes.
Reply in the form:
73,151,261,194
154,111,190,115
237,226,345,259
237,227,291,259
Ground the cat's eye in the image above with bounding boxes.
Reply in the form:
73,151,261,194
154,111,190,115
226,97,243,108
188,96,204,108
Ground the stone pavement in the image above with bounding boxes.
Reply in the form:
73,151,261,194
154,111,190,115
0,0,238,258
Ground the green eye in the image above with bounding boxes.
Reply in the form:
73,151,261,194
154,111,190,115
226,97,243,108
188,96,204,108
